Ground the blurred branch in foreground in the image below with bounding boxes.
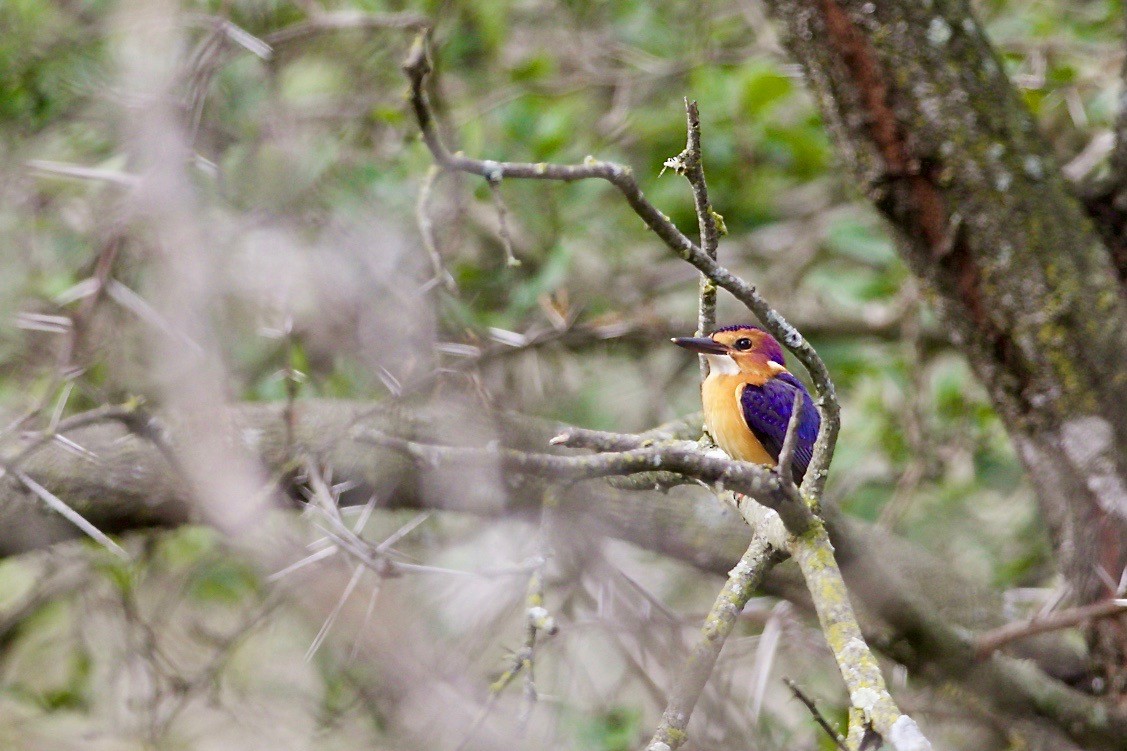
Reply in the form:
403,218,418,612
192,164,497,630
4,397,1127,747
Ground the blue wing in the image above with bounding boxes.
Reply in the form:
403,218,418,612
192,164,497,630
739,372,820,483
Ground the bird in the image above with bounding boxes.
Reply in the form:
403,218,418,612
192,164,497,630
673,325,820,483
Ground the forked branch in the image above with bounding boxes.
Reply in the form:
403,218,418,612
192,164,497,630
401,32,839,497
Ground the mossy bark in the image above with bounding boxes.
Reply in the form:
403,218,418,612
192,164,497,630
762,0,1127,688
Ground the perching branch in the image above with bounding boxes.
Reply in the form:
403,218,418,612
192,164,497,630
362,428,815,534
401,32,840,499
554,380,923,748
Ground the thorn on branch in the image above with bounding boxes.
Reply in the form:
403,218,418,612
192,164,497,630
14,470,131,561
784,677,849,751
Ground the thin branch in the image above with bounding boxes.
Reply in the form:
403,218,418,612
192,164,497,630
304,559,366,662
975,598,1127,659
360,428,815,534
484,172,521,267
645,532,782,751
415,165,457,291
26,160,142,188
785,518,925,750
401,32,839,497
784,677,849,751
264,10,429,46
666,99,723,379
516,491,560,720
184,13,272,58
459,494,558,749
4,404,147,470
13,470,130,560
5,232,125,449
181,16,271,142
776,389,805,484
552,423,728,490
550,425,667,452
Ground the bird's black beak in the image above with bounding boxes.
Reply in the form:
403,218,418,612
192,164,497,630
671,336,728,355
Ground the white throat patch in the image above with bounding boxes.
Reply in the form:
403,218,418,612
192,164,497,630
705,354,739,375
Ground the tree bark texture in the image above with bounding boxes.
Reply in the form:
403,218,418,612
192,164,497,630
761,0,1127,683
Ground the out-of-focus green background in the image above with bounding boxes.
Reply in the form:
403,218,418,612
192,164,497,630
0,1,1119,748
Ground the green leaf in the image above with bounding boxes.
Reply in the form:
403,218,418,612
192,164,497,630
189,559,260,603
739,63,794,118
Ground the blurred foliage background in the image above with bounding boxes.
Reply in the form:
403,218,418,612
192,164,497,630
0,0,1122,748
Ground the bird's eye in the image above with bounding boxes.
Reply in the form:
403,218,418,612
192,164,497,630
733,337,753,351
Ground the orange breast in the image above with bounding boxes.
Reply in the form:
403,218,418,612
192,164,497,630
701,374,775,466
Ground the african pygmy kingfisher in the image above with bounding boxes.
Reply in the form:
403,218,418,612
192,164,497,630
673,325,819,483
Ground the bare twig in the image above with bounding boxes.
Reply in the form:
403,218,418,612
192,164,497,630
784,677,849,751
665,99,724,379
484,170,521,267
182,17,270,141
264,10,429,46
550,425,674,452
776,389,805,484
5,232,125,447
304,559,366,662
415,164,458,291
645,532,782,751
516,492,560,719
975,598,1127,659
553,423,736,490
457,493,559,750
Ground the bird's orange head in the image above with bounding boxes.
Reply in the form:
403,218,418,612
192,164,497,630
672,325,787,375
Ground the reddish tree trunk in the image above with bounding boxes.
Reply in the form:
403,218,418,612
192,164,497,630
762,0,1127,692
